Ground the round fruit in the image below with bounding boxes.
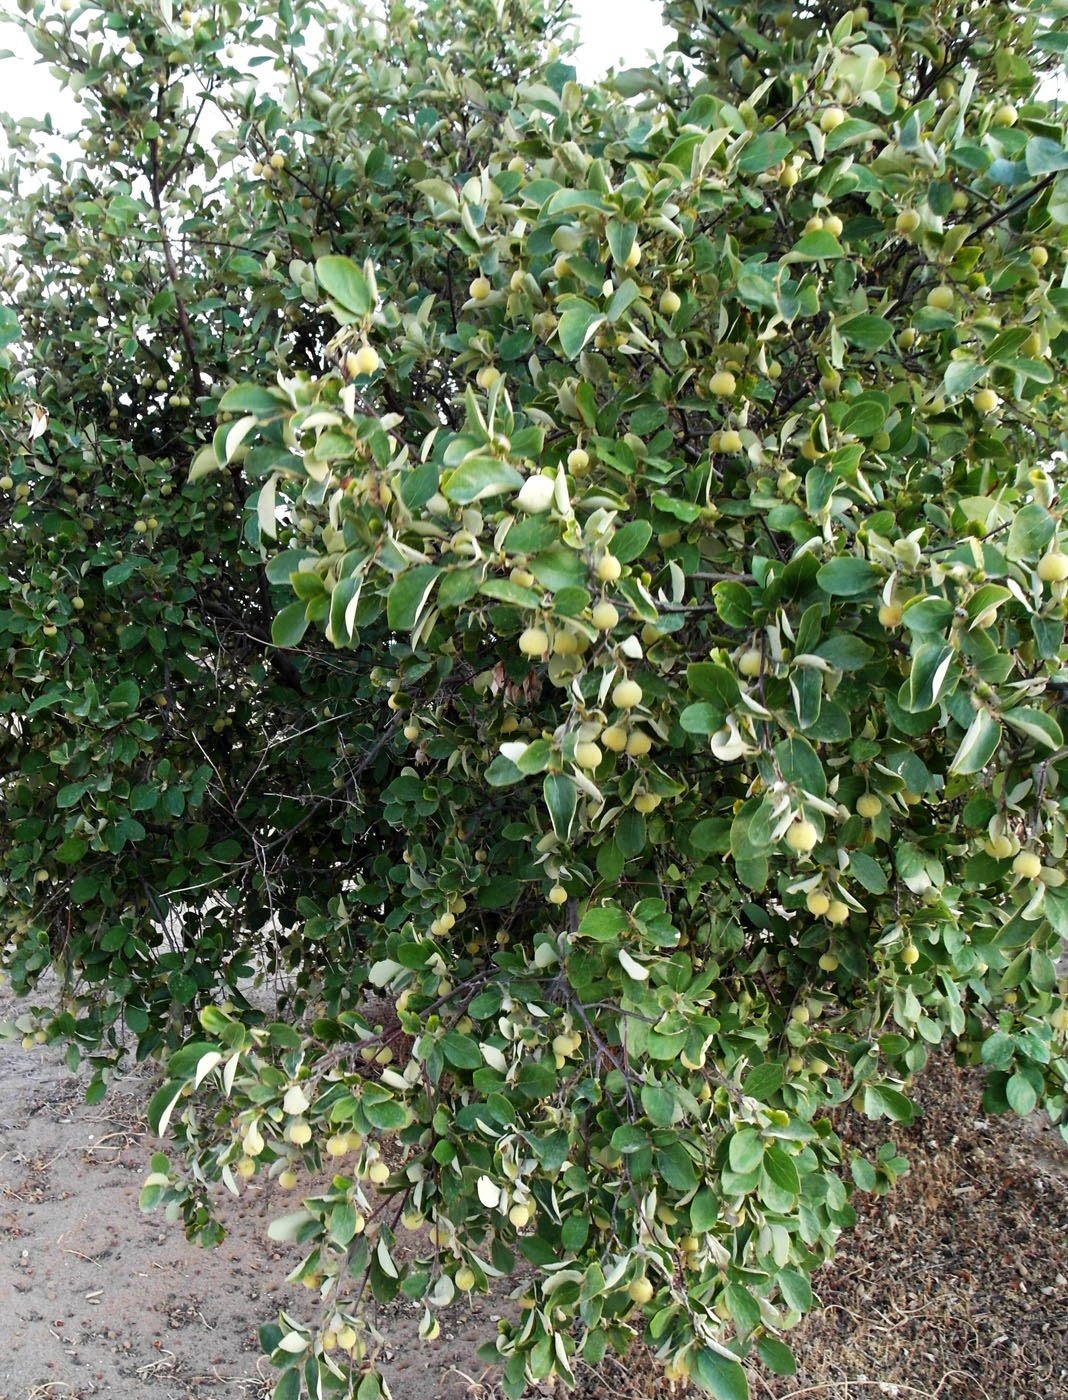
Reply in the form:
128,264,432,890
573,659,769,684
552,630,579,656
633,792,660,813
738,647,762,677
547,884,568,906
719,428,743,453
819,952,839,972
659,289,681,316
806,891,830,916
901,943,920,966
568,447,590,473
403,723,420,742
519,626,548,657
895,209,920,235
1012,850,1042,879
709,369,737,396
973,387,999,415
288,1120,312,1145
626,730,652,757
574,741,602,769
926,284,955,311
595,552,621,583
591,601,619,630
786,819,818,853
779,164,799,189
1037,552,1068,583
476,365,500,390
353,344,380,376
368,1160,390,1184
628,1276,654,1305
1030,245,1049,268
326,1133,350,1157
278,1169,298,1189
455,1265,476,1292
270,151,285,170
469,275,491,301
992,103,1017,127
1051,1005,1068,1032
602,725,628,752
820,105,846,132
612,679,643,709
624,241,641,270
508,1203,531,1228
826,899,849,925
822,213,843,237
856,793,882,819
878,601,903,628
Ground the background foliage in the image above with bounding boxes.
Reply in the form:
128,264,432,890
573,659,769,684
3,0,1068,1396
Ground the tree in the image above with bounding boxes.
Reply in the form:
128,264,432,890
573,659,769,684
3,0,1068,1396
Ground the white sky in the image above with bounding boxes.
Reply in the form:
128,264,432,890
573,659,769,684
0,1,671,127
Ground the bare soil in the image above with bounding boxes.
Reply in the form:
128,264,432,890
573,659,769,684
1,985,1065,1400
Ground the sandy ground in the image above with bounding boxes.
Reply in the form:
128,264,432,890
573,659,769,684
2,979,1066,1400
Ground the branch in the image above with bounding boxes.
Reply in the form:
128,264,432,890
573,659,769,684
973,173,1056,238
148,134,204,399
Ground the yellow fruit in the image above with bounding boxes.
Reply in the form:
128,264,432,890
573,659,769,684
628,1276,654,1305
820,105,846,132
659,289,681,315
455,1265,476,1292
547,884,568,905
270,152,285,170
552,630,580,656
1030,245,1049,268
823,214,843,237
508,1203,531,1228
895,210,920,235
856,793,882,819
992,103,1017,127
626,730,652,758
1051,1006,1068,1032
973,387,999,415
368,1160,390,1184
709,369,737,396
778,164,799,189
236,1157,256,1179
819,952,839,972
287,1120,312,1145
786,819,818,853
926,284,955,311
403,723,420,742
326,1134,350,1157
602,725,628,752
878,601,903,628
519,626,548,657
806,891,830,916
595,553,622,583
901,943,920,966
826,899,849,925
719,428,743,453
634,792,661,813
469,275,491,301
624,241,642,270
278,1169,298,1189
591,601,619,630
1012,850,1042,879
574,741,602,769
612,679,643,709
1037,552,1068,583
568,447,590,472
337,1326,358,1351
353,344,380,376
738,647,762,677
476,365,501,390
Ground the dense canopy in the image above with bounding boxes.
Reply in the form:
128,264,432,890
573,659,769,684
2,1,1068,1396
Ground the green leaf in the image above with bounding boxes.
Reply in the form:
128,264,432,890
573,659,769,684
816,558,881,597
1006,503,1055,561
756,1336,797,1376
790,230,844,259
386,566,440,631
777,1268,812,1313
1002,706,1062,750
943,360,987,398
741,1062,783,1101
444,457,524,504
949,709,1001,774
1005,1071,1037,1115
543,773,577,841
838,314,893,349
762,1144,800,1196
848,850,888,894
736,131,792,173
1025,137,1068,175
728,1128,763,1174
272,600,310,648
691,1347,749,1400
217,383,282,416
316,255,372,315
557,298,606,359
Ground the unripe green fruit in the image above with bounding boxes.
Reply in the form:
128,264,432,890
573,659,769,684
895,210,920,235
719,428,743,453
820,106,846,133
591,601,619,630
547,883,568,905
738,647,762,677
926,284,955,311
709,369,736,396
469,275,491,300
568,447,589,472
628,1276,654,1305
822,214,843,237
574,741,602,769
595,553,621,583
856,793,882,819
659,289,681,316
901,943,920,966
353,344,380,376
806,891,830,916
786,819,818,853
973,387,999,415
